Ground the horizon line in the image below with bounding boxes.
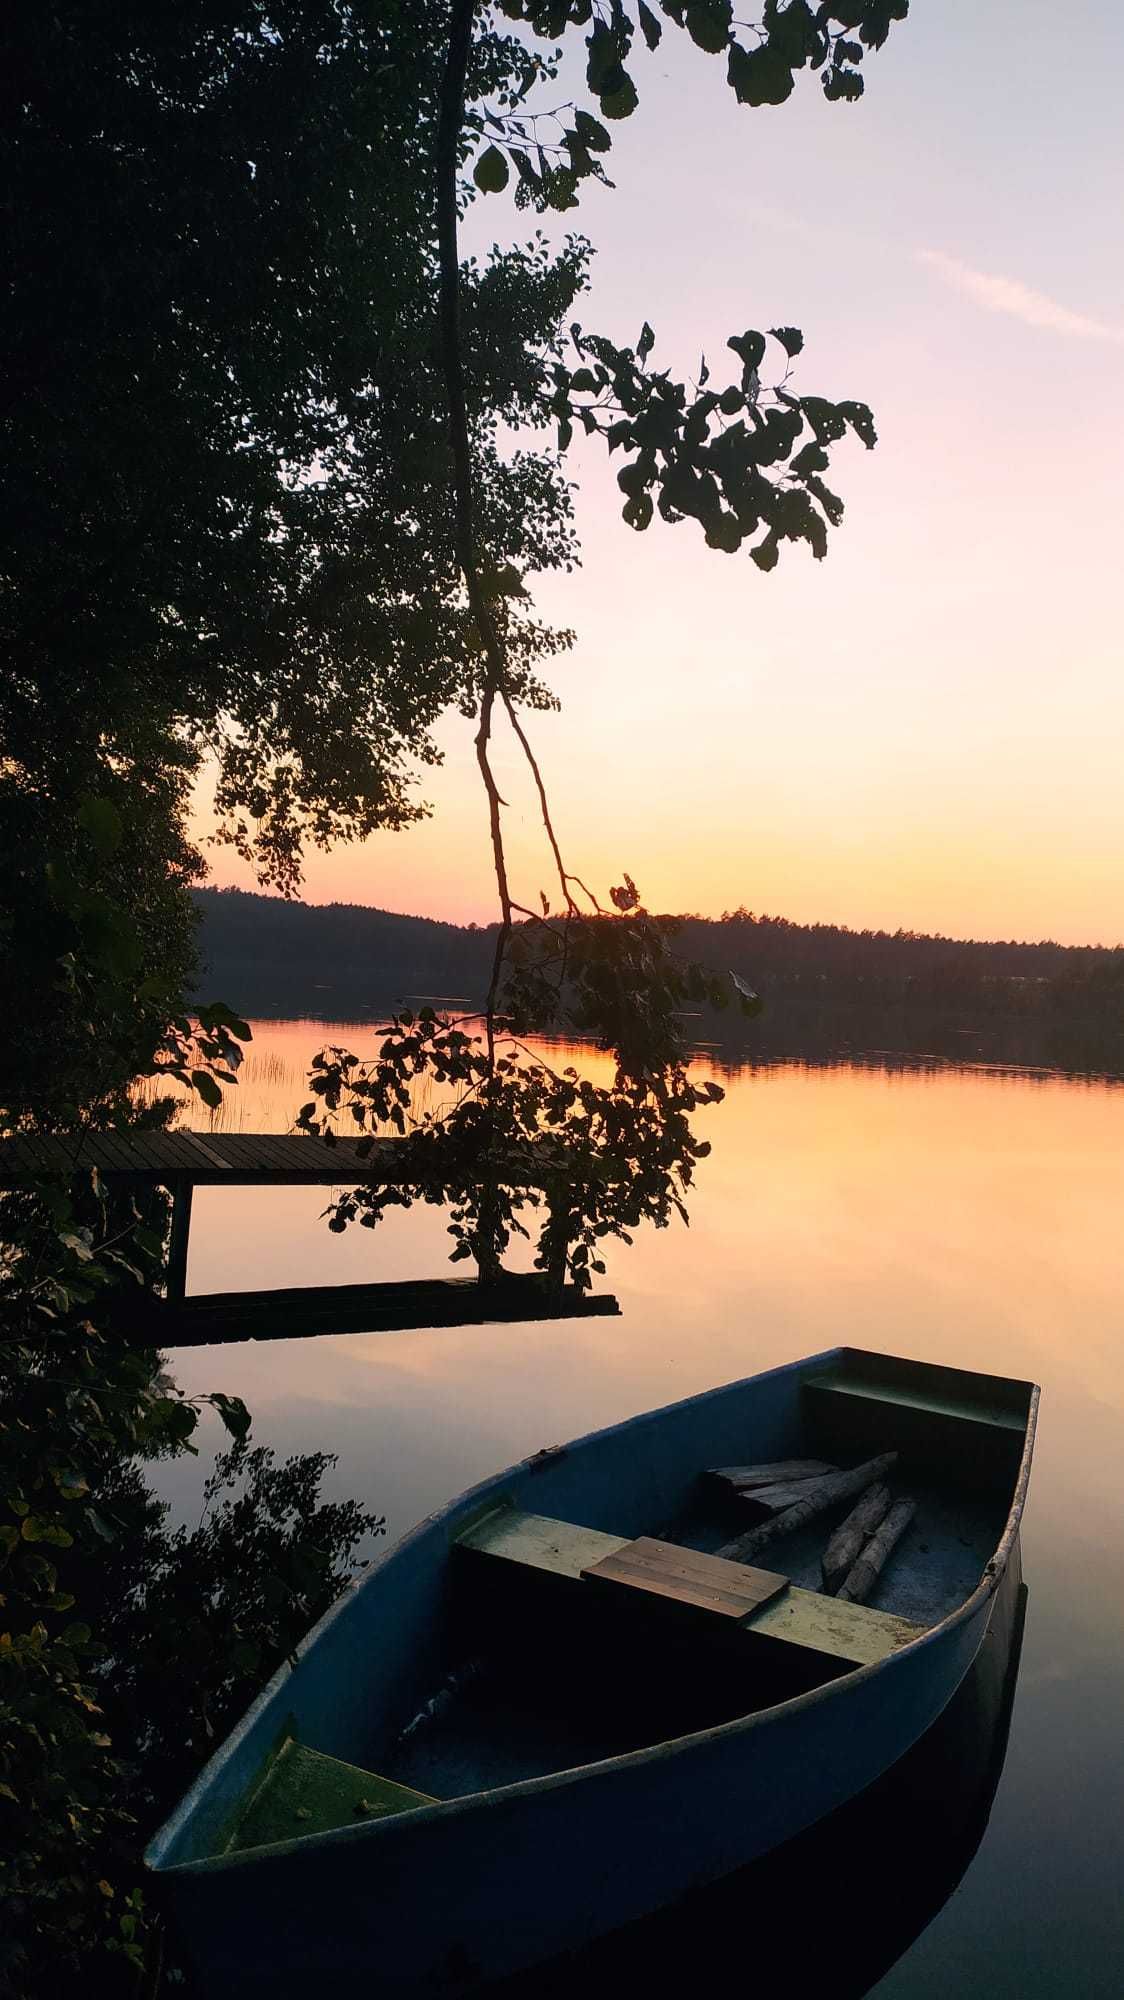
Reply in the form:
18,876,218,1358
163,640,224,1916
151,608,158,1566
194,884,1124,958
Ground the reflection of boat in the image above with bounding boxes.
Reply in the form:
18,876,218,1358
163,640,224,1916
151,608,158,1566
148,1347,1038,1995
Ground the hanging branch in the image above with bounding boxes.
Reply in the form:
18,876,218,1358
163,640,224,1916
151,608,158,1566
437,4,606,986
436,0,512,1061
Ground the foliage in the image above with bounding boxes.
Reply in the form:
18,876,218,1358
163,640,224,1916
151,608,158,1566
0,777,252,1132
456,2,905,567
297,883,757,1284
1,5,919,1991
2,2,585,891
395,0,907,1314
0,818,372,1992
0,1158,381,1994
553,323,875,566
3,1,906,894
0,1184,237,1991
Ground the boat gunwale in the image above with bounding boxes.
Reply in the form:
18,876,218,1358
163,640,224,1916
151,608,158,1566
146,1347,1039,1878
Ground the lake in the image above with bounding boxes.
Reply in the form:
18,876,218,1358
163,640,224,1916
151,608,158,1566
154,1017,1124,1996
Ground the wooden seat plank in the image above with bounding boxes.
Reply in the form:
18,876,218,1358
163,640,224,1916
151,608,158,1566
459,1508,922,1668
581,1535,789,1623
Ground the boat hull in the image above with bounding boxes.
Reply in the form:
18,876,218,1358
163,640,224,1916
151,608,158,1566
148,1347,1036,1993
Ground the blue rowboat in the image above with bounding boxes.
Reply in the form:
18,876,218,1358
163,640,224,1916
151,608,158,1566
146,1346,1038,1994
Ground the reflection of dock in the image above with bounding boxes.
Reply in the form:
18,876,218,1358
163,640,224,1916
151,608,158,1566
147,1275,619,1347
496,1566,1028,1999
0,1131,620,1340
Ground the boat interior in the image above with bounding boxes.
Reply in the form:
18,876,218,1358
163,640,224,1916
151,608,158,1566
212,1350,1034,1860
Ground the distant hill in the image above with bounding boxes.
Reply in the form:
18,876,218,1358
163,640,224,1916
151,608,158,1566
193,888,1124,1072
193,887,496,1014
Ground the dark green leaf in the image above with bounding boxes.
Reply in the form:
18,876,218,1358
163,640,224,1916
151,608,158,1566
638,2,663,50
728,41,795,106
838,398,878,448
727,329,766,373
191,1068,224,1109
769,324,804,357
573,109,611,152
211,1393,252,1444
473,145,510,195
685,2,732,55
77,794,124,857
600,73,639,119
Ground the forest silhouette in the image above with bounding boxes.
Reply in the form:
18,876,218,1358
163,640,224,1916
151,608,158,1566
196,885,1124,1075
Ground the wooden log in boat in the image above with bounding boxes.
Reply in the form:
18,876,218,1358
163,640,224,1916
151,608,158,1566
709,1459,837,1493
717,1452,898,1564
821,1482,892,1594
838,1498,917,1604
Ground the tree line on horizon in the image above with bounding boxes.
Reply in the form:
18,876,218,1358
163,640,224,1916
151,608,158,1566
194,884,1124,1018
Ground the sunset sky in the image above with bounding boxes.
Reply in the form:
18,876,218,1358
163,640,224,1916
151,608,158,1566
196,1,1124,945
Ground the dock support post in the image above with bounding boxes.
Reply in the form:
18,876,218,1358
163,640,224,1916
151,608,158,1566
546,1182,571,1311
166,1180,193,1305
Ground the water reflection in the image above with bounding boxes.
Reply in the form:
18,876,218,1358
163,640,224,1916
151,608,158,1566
154,1019,1124,1996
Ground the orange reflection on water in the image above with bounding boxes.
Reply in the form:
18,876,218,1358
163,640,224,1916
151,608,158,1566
163,1022,1124,1577
153,1017,1124,1984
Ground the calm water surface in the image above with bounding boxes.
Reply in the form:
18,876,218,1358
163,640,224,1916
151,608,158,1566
155,1019,1124,1997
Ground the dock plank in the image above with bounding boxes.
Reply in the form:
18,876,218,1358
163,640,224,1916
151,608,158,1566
90,1133,147,1173
0,1131,612,1191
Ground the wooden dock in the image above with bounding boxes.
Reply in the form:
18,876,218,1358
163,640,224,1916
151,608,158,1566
0,1129,466,1189
0,1129,620,1339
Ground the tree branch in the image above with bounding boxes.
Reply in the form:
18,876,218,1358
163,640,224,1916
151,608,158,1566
436,0,513,1061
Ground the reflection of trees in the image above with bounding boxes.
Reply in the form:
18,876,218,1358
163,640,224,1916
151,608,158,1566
90,1443,382,1833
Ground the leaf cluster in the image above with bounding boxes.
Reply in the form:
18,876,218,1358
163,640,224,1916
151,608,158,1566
3,4,586,892
0,776,249,1132
0,1173,239,1990
1,1149,376,1992
474,2,910,216
549,321,874,564
297,882,759,1286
